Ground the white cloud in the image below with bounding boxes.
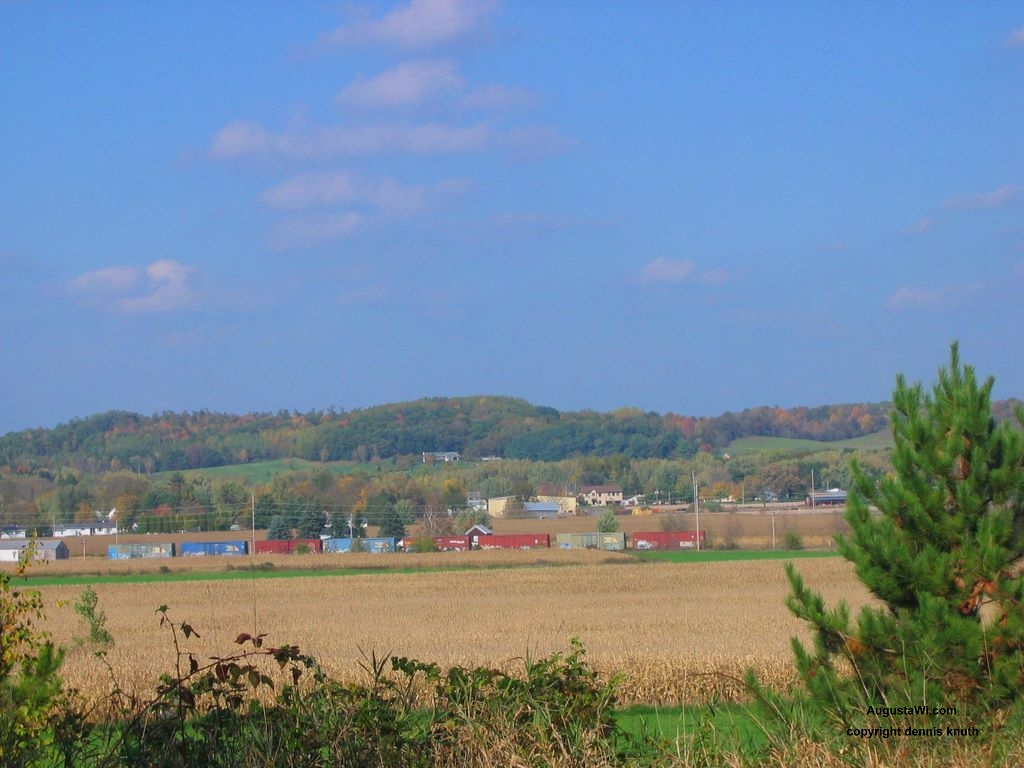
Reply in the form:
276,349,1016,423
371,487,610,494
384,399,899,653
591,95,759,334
638,258,695,284
1006,26,1024,48
209,121,274,159
338,60,463,109
268,212,366,249
318,0,497,51
938,184,1021,212
886,282,983,311
69,260,198,313
261,172,359,209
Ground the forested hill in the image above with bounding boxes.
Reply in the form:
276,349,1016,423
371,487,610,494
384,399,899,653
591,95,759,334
0,396,912,474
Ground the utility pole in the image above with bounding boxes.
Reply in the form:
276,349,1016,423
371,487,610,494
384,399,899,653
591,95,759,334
692,470,700,551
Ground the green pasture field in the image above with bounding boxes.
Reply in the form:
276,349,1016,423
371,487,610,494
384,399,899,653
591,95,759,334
157,457,400,483
18,548,840,587
616,703,766,753
631,549,839,564
726,431,892,454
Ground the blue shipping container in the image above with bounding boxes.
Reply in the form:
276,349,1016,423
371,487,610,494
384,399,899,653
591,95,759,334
107,543,175,560
179,540,248,557
323,537,395,553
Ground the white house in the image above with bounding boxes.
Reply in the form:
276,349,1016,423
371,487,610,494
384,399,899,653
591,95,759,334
53,522,117,537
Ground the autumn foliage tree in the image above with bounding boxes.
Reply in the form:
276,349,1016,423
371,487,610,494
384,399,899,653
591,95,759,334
756,344,1024,726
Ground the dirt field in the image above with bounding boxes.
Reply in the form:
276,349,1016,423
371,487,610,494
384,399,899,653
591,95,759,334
29,549,873,710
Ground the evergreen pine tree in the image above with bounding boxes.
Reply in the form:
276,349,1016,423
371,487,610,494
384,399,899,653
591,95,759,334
755,344,1024,726
266,515,291,540
294,509,324,540
378,504,406,539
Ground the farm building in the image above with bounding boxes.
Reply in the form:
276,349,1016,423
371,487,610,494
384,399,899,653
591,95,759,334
806,489,848,506
1,525,28,539
0,539,69,562
422,451,461,463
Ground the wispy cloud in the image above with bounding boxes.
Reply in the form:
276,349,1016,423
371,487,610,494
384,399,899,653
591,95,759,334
212,120,486,159
636,258,737,286
938,184,1021,212
1005,26,1024,48
262,171,470,214
69,260,198,313
908,184,1020,235
316,0,498,51
886,282,983,311
268,212,366,249
337,59,463,109
460,83,538,111
637,258,695,283
906,217,933,235
210,119,568,163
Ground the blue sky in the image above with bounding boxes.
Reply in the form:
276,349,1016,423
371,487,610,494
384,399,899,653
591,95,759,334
3,1,1023,435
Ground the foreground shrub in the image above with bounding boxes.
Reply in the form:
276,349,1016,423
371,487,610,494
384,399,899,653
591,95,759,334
0,555,73,768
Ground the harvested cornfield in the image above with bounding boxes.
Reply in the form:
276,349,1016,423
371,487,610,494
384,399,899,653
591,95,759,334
33,556,872,710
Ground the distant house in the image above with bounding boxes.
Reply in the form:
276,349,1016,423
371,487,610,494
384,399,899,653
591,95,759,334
52,522,117,537
422,451,461,464
0,539,69,563
1,525,28,539
579,485,624,507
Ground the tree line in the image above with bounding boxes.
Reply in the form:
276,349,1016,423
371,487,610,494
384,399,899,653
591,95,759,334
0,396,904,476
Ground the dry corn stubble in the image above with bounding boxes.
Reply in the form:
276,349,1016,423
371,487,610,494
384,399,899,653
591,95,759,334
34,557,873,707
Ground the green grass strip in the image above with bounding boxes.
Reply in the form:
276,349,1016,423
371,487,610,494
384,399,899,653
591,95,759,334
630,549,839,563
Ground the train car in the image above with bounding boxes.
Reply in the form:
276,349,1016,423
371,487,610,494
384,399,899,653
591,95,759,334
323,537,397,553
358,537,397,554
555,532,625,551
474,533,550,550
433,535,471,551
323,537,353,553
631,530,706,550
178,540,248,557
252,539,323,555
107,542,175,560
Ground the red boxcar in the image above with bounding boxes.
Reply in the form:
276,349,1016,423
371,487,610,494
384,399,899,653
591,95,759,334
433,535,471,551
474,533,550,550
253,539,324,555
631,531,706,550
